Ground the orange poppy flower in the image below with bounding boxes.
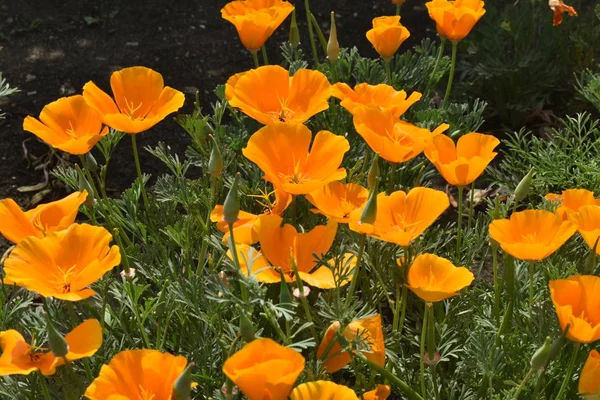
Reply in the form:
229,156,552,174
3,223,121,301
407,253,474,302
243,122,349,195
223,338,305,400
568,205,600,255
226,66,332,125
549,275,600,343
0,191,87,244
84,349,195,399
349,187,450,247
23,96,108,155
353,106,449,164
331,82,422,118
579,349,600,396
306,182,369,223
425,0,486,41
221,0,294,52
366,16,410,60
290,381,359,400
82,66,185,134
363,385,392,400
0,319,102,376
545,189,600,221
317,314,385,373
424,132,500,187
549,0,577,26
489,210,577,261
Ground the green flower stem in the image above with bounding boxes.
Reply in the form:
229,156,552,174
305,0,319,65
227,222,249,303
261,45,269,65
387,162,397,193
424,38,446,98
492,244,500,323
420,302,429,399
64,359,84,394
528,261,535,311
197,175,217,275
291,194,297,226
38,372,52,400
442,40,458,110
309,12,328,55
252,51,260,68
355,352,424,400
556,343,580,400
396,2,402,15
456,186,464,261
130,134,149,211
291,261,319,348
78,155,100,200
397,246,412,336
514,368,534,399
467,181,475,231
345,234,366,309
428,306,440,400
384,58,393,86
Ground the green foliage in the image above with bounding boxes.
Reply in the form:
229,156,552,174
0,72,19,119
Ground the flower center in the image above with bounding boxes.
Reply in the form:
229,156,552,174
65,120,78,138
123,97,143,119
139,386,156,400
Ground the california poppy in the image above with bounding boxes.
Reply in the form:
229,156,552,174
549,275,600,343
290,381,359,400
3,223,121,301
332,82,422,118
579,349,600,396
306,182,369,223
489,210,576,261
221,0,294,52
407,253,474,302
0,319,102,376
23,96,108,155
424,133,500,187
366,16,410,60
425,0,486,41
353,106,449,164
549,0,577,26
243,122,349,195
223,338,305,400
82,66,185,134
568,205,600,255
363,385,392,400
0,191,87,244
85,349,194,399
317,314,385,373
226,66,332,125
545,189,600,221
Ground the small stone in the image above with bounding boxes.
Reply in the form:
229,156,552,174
27,91,37,96
125,41,139,47
25,74,36,82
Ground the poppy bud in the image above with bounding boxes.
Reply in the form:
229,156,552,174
289,10,300,49
172,362,195,400
530,336,552,372
367,154,380,190
360,181,378,225
327,12,340,63
278,269,293,309
223,173,240,224
76,166,95,205
238,306,255,343
514,167,535,203
44,312,69,358
208,137,223,176
583,237,599,275
84,152,98,173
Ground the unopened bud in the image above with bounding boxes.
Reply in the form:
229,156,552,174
360,181,378,225
530,336,552,372
222,173,240,224
583,236,599,275
238,306,255,343
172,362,195,400
367,153,380,190
327,12,339,63
289,10,300,49
278,269,293,309
76,167,95,205
44,312,69,358
208,136,223,176
84,152,98,173
514,167,535,203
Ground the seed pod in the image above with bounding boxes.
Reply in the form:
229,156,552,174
327,12,339,63
223,173,240,224
530,336,552,371
289,10,300,49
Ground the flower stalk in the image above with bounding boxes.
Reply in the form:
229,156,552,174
442,40,458,110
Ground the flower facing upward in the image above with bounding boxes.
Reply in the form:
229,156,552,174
489,210,576,261
306,182,369,223
407,254,474,302
366,16,410,60
82,66,185,134
0,319,102,376
0,191,87,244
3,223,121,301
221,0,294,52
223,338,305,400
579,349,600,396
567,205,600,255
226,66,332,125
23,96,108,155
363,385,392,400
243,122,350,195
425,0,486,41
317,314,385,373
290,381,359,400
332,82,422,118
549,275,600,343
549,0,577,26
353,106,449,164
544,189,600,221
84,349,194,400
424,132,500,187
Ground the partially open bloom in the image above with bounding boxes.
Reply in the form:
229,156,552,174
353,106,448,164
317,314,385,373
226,66,332,125
568,205,600,255
243,122,349,195
0,191,87,244
85,349,194,399
425,0,486,41
332,82,422,118
579,349,600,396
290,381,359,400
0,319,102,376
549,0,577,26
424,132,500,187
366,16,410,59
489,210,577,261
221,0,294,52
349,187,450,247
363,385,392,400
306,182,369,223
223,338,305,400
23,96,108,155
407,254,474,302
549,275,600,343
83,66,185,134
3,223,121,301
545,189,600,221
